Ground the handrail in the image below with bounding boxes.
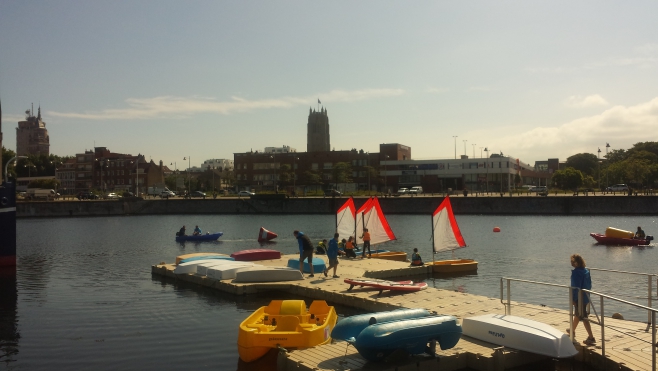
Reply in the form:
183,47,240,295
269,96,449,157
589,267,657,325
500,277,658,371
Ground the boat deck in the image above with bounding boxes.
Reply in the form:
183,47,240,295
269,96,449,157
152,255,655,371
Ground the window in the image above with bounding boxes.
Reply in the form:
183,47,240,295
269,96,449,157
311,163,318,170
323,162,332,169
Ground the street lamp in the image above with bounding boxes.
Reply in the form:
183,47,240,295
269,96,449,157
463,139,468,157
183,156,191,196
95,158,107,195
597,147,601,191
472,144,476,158
452,136,458,159
605,143,610,189
133,158,140,196
293,156,299,196
270,154,277,193
484,147,489,193
384,155,389,195
25,163,36,178
4,156,27,183
480,147,483,158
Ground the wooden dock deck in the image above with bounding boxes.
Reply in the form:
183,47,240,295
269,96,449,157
152,255,656,371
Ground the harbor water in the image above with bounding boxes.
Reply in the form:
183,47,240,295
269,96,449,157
2,214,657,370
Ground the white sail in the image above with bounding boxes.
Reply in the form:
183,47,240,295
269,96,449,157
355,197,396,246
432,196,466,253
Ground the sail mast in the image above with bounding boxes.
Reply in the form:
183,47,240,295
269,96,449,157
430,212,435,265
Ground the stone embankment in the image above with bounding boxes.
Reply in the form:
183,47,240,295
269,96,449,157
16,194,658,217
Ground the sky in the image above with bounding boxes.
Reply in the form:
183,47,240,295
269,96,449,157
2,1,658,168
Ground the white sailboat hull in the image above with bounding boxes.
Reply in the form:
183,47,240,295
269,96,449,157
462,314,578,358
206,263,257,280
196,260,255,276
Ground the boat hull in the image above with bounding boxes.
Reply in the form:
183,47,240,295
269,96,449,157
286,257,326,273
353,315,462,362
238,300,337,362
369,251,408,261
429,259,478,273
344,278,427,295
462,313,578,358
206,262,256,280
590,233,651,246
231,249,281,261
332,308,431,341
175,252,227,265
234,267,303,282
173,258,235,274
175,232,223,242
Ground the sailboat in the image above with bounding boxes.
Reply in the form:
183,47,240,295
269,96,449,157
430,196,478,273
336,197,399,259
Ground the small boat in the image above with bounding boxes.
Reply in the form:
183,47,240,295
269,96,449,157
207,262,258,280
195,260,252,276
230,249,281,261
173,258,235,274
331,308,461,362
178,255,234,264
238,300,337,362
368,251,408,262
175,232,223,242
257,227,278,242
429,196,478,273
590,233,653,246
344,278,427,295
286,257,326,274
462,313,578,358
233,267,303,283
175,252,227,265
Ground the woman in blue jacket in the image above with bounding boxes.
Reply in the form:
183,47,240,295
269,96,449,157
569,254,595,345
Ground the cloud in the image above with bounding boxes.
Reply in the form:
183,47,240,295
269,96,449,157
485,97,658,162
1,114,27,124
466,86,492,92
425,87,449,94
565,94,609,108
48,88,405,120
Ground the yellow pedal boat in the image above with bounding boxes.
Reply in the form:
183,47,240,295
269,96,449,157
237,300,337,362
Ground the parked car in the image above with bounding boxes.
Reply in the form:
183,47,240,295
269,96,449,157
122,191,135,198
606,184,629,192
238,191,255,197
408,186,423,195
160,190,176,198
189,191,206,198
529,186,547,193
397,188,409,195
105,192,119,199
78,191,99,200
324,189,342,196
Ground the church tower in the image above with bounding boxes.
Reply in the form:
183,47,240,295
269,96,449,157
16,104,50,156
307,107,330,152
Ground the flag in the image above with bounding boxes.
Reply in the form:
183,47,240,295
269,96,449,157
318,99,321,104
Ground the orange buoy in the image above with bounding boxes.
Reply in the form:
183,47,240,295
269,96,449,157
493,227,501,232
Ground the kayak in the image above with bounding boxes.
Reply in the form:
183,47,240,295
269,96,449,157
175,232,223,242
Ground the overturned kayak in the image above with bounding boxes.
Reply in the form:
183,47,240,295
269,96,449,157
175,232,223,242
286,257,326,274
231,249,281,261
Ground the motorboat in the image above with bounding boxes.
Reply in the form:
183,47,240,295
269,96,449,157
331,308,461,362
462,313,578,358
175,232,223,242
590,227,653,245
237,300,337,362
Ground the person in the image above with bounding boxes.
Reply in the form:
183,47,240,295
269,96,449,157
635,226,646,239
344,236,357,258
324,233,340,278
178,225,186,236
568,254,596,346
294,230,315,277
316,239,328,255
411,248,424,266
360,228,371,259
337,238,347,256
193,225,202,236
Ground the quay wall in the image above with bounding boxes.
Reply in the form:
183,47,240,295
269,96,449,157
16,195,658,217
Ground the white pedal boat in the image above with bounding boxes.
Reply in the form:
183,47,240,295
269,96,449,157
234,267,303,283
462,314,578,358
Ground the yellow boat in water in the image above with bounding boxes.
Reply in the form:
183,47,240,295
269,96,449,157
237,300,337,362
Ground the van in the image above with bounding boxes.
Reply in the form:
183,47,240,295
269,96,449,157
25,188,58,200
408,186,423,195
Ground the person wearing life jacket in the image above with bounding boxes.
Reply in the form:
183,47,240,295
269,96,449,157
635,226,646,239
411,248,424,266
344,236,357,258
360,228,371,259
316,239,327,254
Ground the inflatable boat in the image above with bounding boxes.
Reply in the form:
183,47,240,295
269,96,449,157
331,308,461,362
590,227,653,246
238,300,337,362
175,232,223,242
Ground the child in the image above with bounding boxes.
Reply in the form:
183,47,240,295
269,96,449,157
411,248,424,266
345,236,357,258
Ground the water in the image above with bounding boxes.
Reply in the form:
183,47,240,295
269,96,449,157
2,214,657,370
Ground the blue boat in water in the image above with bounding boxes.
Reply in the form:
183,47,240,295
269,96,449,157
175,232,223,242
332,308,462,362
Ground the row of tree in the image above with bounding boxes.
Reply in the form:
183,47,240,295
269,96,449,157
551,141,658,190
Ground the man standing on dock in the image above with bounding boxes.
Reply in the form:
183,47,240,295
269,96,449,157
294,230,315,278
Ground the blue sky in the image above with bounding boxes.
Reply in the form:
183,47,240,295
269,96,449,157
2,1,657,167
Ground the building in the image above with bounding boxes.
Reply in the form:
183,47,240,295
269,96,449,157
201,158,234,171
307,107,329,152
16,105,50,156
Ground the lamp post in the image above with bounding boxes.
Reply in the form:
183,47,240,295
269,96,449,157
183,156,191,196
133,158,140,196
452,136,458,159
293,156,299,197
472,144,476,158
384,155,389,195
605,143,610,189
270,154,277,193
95,158,107,195
366,152,370,195
4,156,27,183
597,147,601,191
484,147,489,194
463,139,468,157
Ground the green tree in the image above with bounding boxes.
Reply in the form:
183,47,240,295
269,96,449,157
303,170,323,194
565,153,598,176
27,178,61,189
605,149,627,163
551,167,584,190
331,162,353,190
278,164,292,186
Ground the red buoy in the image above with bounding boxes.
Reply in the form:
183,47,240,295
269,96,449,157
258,227,278,242
493,227,501,233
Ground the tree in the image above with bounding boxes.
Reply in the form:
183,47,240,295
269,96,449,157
605,149,627,163
514,173,521,188
2,146,17,180
551,167,584,190
331,162,353,190
565,153,598,176
27,178,61,189
303,170,323,194
278,164,292,186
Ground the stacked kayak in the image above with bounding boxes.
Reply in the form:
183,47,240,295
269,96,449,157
238,300,337,362
331,308,462,362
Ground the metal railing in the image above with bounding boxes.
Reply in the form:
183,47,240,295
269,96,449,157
500,277,658,371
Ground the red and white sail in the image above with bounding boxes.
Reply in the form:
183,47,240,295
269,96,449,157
432,196,466,253
356,197,396,246
336,197,356,240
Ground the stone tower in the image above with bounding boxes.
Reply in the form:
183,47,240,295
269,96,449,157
307,107,330,152
16,104,50,156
